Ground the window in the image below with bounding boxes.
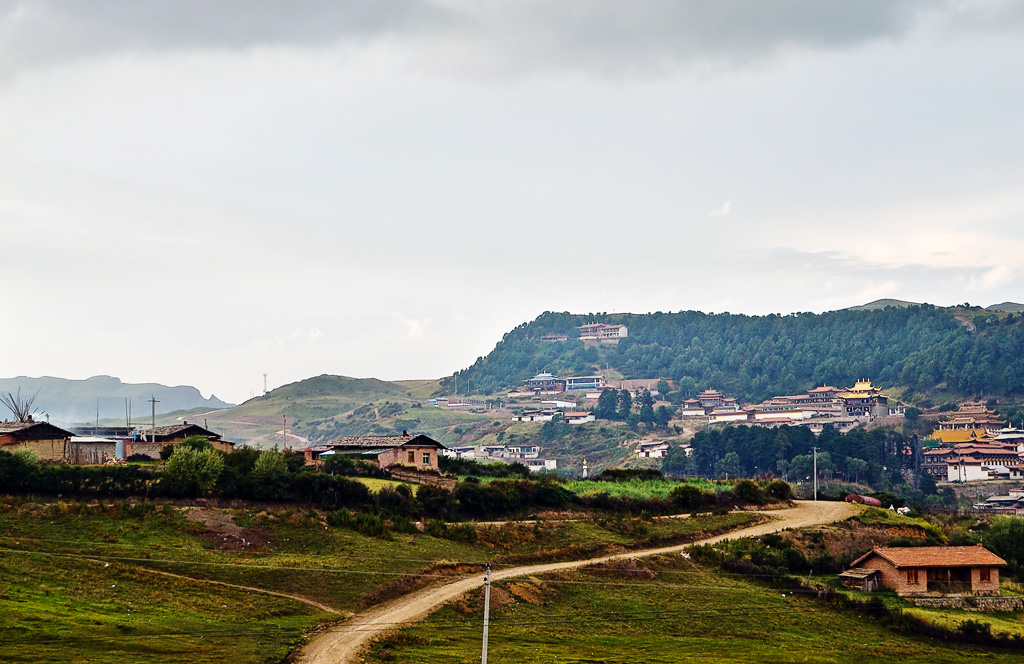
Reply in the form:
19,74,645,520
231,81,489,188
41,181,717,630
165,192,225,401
906,569,918,584
422,453,431,465
980,567,991,582
408,451,415,463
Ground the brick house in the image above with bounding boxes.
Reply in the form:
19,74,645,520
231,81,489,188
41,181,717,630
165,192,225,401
124,422,229,459
304,433,446,471
0,420,75,461
846,545,1006,597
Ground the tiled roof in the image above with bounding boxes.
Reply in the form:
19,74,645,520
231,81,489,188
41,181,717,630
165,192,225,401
327,434,445,450
852,546,1006,569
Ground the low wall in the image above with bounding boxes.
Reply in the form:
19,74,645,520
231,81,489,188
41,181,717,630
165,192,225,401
910,596,1024,612
389,467,458,490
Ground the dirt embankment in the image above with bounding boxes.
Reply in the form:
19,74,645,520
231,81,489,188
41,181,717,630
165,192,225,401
295,500,856,664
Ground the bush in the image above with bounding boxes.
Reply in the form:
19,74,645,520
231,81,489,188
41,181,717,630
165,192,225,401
732,479,766,505
597,468,664,482
160,446,224,497
669,485,714,511
766,480,793,501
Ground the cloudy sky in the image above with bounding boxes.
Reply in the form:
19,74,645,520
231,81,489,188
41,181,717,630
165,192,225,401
2,0,1023,403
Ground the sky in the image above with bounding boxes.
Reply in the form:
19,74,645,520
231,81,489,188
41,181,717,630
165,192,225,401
2,0,1023,404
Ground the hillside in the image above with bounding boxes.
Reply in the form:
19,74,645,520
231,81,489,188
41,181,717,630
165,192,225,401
446,306,1024,404
191,375,493,448
0,375,231,425
846,298,922,310
988,302,1024,313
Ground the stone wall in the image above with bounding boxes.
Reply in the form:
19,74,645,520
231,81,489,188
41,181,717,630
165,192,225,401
389,467,457,490
910,596,1024,612
1,438,68,462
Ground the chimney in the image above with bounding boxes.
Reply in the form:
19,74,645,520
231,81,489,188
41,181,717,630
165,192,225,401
183,420,188,425
402,429,408,436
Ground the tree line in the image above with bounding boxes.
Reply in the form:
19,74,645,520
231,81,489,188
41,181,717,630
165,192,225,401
444,306,1024,403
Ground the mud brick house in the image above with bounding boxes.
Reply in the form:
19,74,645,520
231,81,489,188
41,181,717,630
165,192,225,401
0,420,75,461
124,422,229,459
845,545,1006,597
304,433,446,471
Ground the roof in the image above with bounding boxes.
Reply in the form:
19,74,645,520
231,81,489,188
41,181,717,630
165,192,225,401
326,433,445,451
0,420,75,440
145,423,221,440
851,545,1006,569
838,568,880,579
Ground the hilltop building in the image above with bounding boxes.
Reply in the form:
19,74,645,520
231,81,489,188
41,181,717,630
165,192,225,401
577,323,628,341
565,376,605,391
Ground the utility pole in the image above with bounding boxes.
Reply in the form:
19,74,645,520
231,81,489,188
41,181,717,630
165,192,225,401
150,396,159,443
282,416,287,449
263,373,268,395
481,564,491,664
813,446,819,501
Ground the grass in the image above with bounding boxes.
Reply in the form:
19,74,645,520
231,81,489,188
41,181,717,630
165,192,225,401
361,554,1024,664
564,477,732,500
0,498,763,663
353,477,420,494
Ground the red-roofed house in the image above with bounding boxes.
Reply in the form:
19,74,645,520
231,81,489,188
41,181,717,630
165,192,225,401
845,545,1006,596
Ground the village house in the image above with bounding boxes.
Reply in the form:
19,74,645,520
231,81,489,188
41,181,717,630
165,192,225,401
511,409,559,423
564,376,605,391
0,419,75,462
843,545,1006,597
635,441,669,458
124,422,229,459
564,411,596,424
304,433,446,471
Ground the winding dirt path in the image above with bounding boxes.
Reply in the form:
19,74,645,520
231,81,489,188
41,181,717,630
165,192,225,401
296,500,856,664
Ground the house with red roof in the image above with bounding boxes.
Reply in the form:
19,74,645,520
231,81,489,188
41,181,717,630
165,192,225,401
843,545,1006,597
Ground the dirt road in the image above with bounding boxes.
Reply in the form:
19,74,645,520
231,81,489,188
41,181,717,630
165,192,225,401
296,500,856,664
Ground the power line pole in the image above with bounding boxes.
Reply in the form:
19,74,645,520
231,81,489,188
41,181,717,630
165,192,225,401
813,446,819,501
481,564,491,664
150,396,159,443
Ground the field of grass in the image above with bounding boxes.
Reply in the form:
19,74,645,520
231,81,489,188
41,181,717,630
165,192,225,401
353,477,420,494
362,554,1024,664
0,499,763,663
564,477,732,500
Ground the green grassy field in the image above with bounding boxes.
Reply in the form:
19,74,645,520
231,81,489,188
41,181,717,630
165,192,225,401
564,478,731,500
0,499,762,663
362,554,1024,664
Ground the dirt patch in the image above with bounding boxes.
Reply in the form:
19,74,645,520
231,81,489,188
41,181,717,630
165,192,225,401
184,508,272,551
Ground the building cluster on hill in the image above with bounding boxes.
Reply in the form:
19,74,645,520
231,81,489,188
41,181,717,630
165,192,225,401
440,442,558,472
0,418,228,464
921,403,1024,483
680,379,898,434
537,322,628,343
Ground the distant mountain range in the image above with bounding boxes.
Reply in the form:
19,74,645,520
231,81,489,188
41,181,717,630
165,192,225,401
0,375,232,426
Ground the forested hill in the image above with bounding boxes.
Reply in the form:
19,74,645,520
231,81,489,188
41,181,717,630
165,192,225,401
445,306,1024,404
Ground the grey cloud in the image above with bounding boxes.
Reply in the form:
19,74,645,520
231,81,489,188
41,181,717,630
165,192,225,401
0,0,959,76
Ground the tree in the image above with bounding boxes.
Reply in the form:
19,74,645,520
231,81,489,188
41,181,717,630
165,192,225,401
595,389,618,420
251,450,290,499
847,458,869,484
654,405,673,428
656,379,671,398
715,452,741,479
616,389,633,421
639,403,655,426
161,445,224,497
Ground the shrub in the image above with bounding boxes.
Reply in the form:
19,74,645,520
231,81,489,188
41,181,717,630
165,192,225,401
766,480,792,501
160,446,224,497
732,479,766,505
669,485,714,511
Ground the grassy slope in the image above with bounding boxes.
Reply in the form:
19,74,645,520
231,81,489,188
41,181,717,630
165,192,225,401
363,554,1023,664
0,500,763,663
